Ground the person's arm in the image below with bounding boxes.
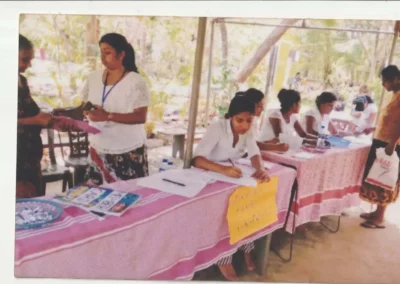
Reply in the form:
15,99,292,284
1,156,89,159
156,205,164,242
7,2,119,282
366,112,377,127
256,141,289,152
84,105,148,125
328,121,340,135
193,156,242,178
247,132,269,182
18,112,53,127
250,154,270,182
269,117,282,138
85,77,150,125
294,120,308,138
305,115,319,136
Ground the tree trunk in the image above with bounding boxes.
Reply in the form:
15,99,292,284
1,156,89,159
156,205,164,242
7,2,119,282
219,19,228,66
234,18,300,84
85,15,99,71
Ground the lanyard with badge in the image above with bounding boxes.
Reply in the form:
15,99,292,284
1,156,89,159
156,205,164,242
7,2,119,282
100,70,126,127
102,70,126,107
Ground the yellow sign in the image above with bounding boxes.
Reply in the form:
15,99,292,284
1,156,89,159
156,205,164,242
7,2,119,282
227,176,279,245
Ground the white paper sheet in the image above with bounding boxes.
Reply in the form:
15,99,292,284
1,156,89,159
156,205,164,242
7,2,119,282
197,162,258,188
137,169,209,198
235,158,274,170
292,151,317,159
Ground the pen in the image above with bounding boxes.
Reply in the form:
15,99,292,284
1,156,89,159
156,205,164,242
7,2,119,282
228,158,235,167
162,178,186,187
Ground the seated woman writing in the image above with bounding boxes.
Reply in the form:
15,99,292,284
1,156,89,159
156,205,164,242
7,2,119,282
244,88,289,152
258,88,315,148
192,94,269,281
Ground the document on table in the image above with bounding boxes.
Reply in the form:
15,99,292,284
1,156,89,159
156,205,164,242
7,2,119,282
200,162,258,188
234,158,274,170
137,169,211,198
292,151,317,160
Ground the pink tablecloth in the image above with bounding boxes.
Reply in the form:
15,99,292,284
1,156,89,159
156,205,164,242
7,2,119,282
15,164,296,280
261,145,370,233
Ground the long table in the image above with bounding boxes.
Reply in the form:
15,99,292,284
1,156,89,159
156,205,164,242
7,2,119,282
15,164,296,280
261,144,370,234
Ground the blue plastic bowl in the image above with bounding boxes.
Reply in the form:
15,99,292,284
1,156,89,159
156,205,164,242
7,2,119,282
15,199,64,230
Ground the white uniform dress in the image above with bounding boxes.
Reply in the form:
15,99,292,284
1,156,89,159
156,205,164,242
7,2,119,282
193,118,257,264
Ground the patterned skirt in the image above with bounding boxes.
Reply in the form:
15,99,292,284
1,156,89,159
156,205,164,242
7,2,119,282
84,145,149,186
359,139,400,206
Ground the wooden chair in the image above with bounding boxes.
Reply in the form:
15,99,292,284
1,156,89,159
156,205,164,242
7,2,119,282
41,128,74,194
53,106,90,185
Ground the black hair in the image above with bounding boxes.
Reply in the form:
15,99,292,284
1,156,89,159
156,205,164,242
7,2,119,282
19,34,33,50
355,102,365,112
224,94,255,119
364,95,374,104
244,88,264,104
277,88,301,113
381,65,400,82
99,33,138,73
315,92,337,109
353,96,366,105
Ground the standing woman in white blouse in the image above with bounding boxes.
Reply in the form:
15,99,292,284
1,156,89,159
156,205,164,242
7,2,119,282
81,33,150,185
193,94,269,281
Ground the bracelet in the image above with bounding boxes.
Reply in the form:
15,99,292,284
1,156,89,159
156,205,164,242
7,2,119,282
107,113,114,121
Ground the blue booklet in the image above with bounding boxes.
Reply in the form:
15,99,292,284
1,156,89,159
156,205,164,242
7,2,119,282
53,185,140,217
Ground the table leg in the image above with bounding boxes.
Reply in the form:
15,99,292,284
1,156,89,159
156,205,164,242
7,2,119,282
271,180,298,263
254,234,272,276
319,215,341,233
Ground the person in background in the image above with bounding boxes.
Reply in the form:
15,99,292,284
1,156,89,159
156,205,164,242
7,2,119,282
193,94,269,281
305,92,344,136
258,89,315,148
363,95,378,129
350,96,376,135
17,34,53,198
81,33,150,185
244,88,289,152
359,65,400,229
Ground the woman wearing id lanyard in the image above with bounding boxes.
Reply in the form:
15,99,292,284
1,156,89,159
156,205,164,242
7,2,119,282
81,33,150,185
192,94,269,281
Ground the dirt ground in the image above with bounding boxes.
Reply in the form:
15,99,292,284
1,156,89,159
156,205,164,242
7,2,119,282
193,200,400,284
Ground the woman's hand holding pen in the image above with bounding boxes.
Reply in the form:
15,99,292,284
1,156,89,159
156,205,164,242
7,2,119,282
222,165,243,178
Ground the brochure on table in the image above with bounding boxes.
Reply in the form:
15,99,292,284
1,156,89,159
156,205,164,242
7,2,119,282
53,186,140,216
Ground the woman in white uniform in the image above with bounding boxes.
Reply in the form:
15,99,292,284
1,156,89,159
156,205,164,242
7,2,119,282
193,94,269,281
258,89,314,148
305,92,342,136
244,88,289,152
